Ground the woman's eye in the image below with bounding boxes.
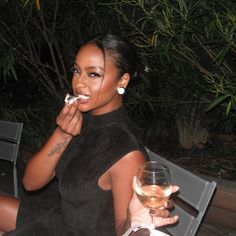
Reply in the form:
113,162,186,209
71,67,80,74
88,72,101,78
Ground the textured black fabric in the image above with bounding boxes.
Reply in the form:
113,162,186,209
6,106,147,236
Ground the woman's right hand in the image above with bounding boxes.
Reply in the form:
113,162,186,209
128,177,179,228
56,102,83,136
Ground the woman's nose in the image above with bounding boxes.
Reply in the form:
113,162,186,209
73,74,86,89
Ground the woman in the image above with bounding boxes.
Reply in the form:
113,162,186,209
0,34,178,235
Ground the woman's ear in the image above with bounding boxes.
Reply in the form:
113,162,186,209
119,73,130,88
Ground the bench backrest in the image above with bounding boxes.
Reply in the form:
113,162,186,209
0,120,23,196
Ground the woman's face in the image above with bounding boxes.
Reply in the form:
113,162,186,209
71,43,123,115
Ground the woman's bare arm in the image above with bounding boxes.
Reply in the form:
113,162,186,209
23,102,82,191
23,127,72,190
109,151,179,236
109,151,145,236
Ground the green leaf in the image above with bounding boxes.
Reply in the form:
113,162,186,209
231,96,236,109
22,0,30,7
177,0,187,18
213,44,231,66
206,94,230,112
226,100,232,115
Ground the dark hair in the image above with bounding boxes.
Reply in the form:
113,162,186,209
84,33,137,78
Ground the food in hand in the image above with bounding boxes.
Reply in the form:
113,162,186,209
64,93,79,104
64,93,91,104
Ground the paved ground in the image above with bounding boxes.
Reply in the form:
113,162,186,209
1,159,236,235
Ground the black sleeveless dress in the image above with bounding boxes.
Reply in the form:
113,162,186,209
6,106,147,236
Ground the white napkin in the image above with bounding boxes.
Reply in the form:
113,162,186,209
64,93,79,104
123,223,169,236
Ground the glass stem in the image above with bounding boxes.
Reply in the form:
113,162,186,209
149,209,156,226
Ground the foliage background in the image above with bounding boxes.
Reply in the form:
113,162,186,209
0,0,235,152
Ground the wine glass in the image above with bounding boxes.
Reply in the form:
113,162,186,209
134,161,172,226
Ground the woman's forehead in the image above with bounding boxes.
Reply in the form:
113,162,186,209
75,44,116,67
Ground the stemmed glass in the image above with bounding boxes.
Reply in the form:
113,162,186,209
134,161,172,226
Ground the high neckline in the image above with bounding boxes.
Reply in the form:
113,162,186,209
87,106,128,127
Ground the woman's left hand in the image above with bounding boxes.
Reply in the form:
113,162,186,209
128,177,179,227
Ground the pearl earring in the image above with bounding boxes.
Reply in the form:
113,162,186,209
117,87,125,95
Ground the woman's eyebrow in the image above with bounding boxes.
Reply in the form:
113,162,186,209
73,63,104,71
73,63,79,68
85,66,104,71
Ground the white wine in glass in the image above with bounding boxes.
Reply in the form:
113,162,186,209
135,161,172,224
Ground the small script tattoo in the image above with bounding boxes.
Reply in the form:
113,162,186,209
48,137,70,157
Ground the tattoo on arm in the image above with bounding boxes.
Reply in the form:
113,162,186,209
48,137,70,157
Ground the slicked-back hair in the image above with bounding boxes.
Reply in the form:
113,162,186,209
85,33,137,79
